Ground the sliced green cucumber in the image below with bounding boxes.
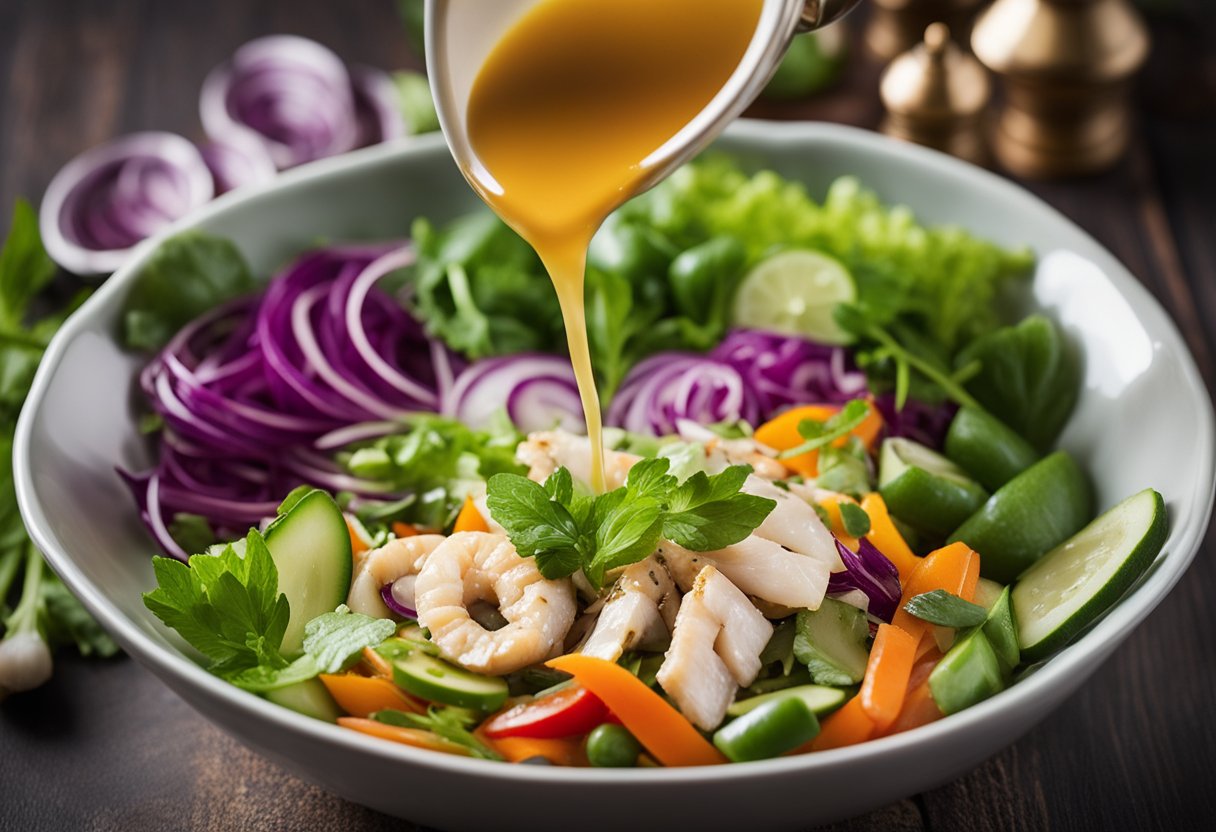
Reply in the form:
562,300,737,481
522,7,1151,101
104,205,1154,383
879,438,989,537
944,408,1041,491
1013,489,1166,662
928,629,1004,715
265,679,343,722
726,684,848,718
949,452,1092,584
973,577,1006,611
392,651,509,711
981,586,1020,674
793,599,870,686
264,489,353,655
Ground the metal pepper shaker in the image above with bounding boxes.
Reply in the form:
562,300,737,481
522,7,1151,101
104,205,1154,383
866,0,985,60
971,0,1150,178
880,24,991,165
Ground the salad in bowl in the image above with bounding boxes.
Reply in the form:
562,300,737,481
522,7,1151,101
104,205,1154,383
114,151,1168,769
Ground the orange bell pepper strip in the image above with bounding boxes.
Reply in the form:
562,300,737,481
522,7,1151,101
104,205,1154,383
345,516,370,559
453,495,490,533
754,398,883,478
859,492,920,583
816,492,861,551
807,695,874,751
891,542,980,651
320,673,427,718
338,717,473,756
488,735,587,767
859,624,919,732
545,654,725,767
392,521,421,538
358,645,395,680
880,647,945,737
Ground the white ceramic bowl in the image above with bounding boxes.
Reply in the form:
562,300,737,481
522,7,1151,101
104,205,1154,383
15,122,1214,832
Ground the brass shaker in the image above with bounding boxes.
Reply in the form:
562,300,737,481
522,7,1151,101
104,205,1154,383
866,0,985,60
972,0,1150,178
881,24,991,165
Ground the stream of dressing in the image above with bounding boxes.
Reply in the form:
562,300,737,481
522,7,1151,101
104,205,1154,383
463,0,762,492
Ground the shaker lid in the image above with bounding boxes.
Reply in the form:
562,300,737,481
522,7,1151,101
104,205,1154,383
880,23,991,119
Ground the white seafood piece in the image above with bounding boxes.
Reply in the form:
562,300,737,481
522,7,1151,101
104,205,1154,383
744,475,841,571
471,492,506,534
580,557,681,662
414,531,576,675
516,430,639,489
346,534,447,618
656,566,772,731
656,536,831,612
675,420,787,481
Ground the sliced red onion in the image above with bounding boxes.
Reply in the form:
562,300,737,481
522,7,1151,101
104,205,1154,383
710,329,867,421
828,537,902,623
446,355,585,433
40,132,214,274
607,352,761,436
380,577,418,619
200,35,358,169
200,135,277,194
350,65,406,146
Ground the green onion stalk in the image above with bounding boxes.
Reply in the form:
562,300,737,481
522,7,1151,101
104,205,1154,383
0,545,54,700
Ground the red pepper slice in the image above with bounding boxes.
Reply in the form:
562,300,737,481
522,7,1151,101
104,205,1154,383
481,686,610,740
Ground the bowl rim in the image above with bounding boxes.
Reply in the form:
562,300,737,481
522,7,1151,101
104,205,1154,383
15,120,1216,785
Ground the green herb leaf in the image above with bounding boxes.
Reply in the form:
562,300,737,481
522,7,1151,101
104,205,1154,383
300,606,397,674
662,465,775,552
40,572,120,658
0,199,56,330
121,231,256,351
778,399,870,459
392,70,440,134
371,706,503,760
903,589,988,628
839,502,871,538
485,473,585,579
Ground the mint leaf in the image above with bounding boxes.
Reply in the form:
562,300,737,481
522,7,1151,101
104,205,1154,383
585,490,665,586
903,589,987,628
662,465,775,552
839,502,871,538
301,606,397,673
779,399,870,459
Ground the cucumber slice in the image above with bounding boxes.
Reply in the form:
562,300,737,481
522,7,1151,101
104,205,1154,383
945,408,1041,491
981,586,1020,674
949,452,1092,584
265,679,343,722
1013,489,1166,662
879,438,989,537
793,599,870,686
973,577,1006,611
392,651,509,711
928,629,1004,715
726,684,848,718
264,490,353,655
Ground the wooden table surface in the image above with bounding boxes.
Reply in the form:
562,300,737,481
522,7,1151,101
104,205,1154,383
2,1,1214,829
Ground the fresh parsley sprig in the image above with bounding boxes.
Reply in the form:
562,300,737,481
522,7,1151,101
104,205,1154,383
777,398,871,460
486,458,776,587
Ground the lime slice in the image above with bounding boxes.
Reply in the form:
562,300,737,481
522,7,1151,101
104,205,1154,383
1012,489,1166,662
731,250,856,344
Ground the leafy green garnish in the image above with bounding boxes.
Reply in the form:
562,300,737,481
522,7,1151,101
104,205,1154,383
143,526,393,693
839,502,871,538
778,399,871,459
805,437,873,499
486,458,775,586
903,589,988,628
121,231,256,351
392,71,440,135
955,315,1079,451
371,706,503,760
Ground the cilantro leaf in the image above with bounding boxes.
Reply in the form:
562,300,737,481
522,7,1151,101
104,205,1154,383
300,606,397,673
903,590,988,628
585,490,665,586
839,502,871,538
778,399,871,459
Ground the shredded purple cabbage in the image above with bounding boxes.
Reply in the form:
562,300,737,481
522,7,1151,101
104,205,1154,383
828,537,903,622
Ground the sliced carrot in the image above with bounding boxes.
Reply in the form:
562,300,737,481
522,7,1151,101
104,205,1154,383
359,645,394,680
545,654,725,767
338,717,473,756
320,673,427,718
859,624,919,732
891,541,979,650
453,495,490,533
859,492,920,583
881,648,944,736
754,398,883,478
807,695,874,751
392,521,421,538
489,735,587,767
345,516,370,558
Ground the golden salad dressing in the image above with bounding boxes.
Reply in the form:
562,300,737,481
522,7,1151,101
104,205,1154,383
464,0,762,492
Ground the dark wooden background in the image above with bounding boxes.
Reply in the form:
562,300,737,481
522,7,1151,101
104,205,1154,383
2,1,1214,829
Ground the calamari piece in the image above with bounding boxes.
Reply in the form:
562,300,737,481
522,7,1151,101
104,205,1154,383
656,536,831,612
516,430,639,489
744,475,841,571
414,531,576,675
656,566,772,731
580,557,681,661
